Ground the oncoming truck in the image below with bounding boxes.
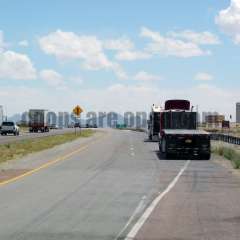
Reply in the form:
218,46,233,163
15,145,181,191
29,109,50,133
159,100,211,160
148,104,162,140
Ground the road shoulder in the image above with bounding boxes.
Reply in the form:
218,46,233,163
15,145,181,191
134,159,240,240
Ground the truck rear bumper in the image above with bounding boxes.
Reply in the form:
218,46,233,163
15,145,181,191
167,147,210,155
161,132,211,158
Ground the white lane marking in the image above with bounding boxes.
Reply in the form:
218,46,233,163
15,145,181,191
130,147,134,151
124,160,191,240
114,196,147,240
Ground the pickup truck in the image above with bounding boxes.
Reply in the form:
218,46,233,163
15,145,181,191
1,121,20,136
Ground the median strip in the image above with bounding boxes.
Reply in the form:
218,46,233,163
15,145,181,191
0,129,94,165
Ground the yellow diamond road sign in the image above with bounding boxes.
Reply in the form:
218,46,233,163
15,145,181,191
73,105,83,116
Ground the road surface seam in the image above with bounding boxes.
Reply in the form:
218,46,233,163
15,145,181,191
114,196,147,240
0,132,107,187
123,160,191,240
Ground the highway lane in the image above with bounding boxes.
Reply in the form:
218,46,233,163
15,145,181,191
0,129,240,239
0,129,186,240
0,128,86,145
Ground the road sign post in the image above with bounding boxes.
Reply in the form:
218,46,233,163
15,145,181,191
72,105,83,135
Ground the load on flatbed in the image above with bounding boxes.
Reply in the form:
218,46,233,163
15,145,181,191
158,100,211,160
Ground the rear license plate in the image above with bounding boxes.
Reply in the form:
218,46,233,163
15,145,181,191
185,139,192,143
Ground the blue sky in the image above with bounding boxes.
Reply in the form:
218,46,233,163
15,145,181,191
0,0,239,118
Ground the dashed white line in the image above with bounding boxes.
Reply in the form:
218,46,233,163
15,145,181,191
124,160,191,240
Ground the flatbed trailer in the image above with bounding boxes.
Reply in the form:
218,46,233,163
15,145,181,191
158,100,211,160
159,129,211,159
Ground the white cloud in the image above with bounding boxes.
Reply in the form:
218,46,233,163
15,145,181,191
18,40,29,47
39,30,128,78
39,69,65,87
115,50,151,61
0,31,7,53
216,0,240,44
103,37,134,50
104,36,151,61
0,51,36,80
140,27,211,58
168,30,220,45
195,72,213,81
39,30,112,69
110,63,128,79
133,71,162,81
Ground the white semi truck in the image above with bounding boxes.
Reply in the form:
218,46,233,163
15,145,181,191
29,109,50,133
148,104,162,140
0,105,3,126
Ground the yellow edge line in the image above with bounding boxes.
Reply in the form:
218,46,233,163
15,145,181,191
0,132,107,187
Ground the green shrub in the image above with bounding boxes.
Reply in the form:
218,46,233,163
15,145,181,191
213,145,240,169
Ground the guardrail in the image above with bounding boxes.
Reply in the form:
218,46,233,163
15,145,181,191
210,133,240,145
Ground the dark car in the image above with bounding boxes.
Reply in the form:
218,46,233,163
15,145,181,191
74,123,81,128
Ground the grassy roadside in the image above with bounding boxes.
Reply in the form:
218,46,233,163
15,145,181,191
212,145,240,169
0,129,95,164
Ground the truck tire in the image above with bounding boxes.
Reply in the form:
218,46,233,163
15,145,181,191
149,134,152,140
160,137,170,159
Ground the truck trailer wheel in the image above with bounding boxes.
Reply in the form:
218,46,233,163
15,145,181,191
160,138,170,159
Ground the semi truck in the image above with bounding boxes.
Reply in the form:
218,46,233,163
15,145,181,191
0,105,3,126
0,105,3,132
158,100,211,160
29,109,50,133
148,104,162,140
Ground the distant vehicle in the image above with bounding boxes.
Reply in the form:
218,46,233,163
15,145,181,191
148,104,162,140
0,105,3,126
85,123,97,128
74,122,81,128
1,121,20,136
29,109,50,133
158,99,211,160
68,123,75,128
49,124,59,129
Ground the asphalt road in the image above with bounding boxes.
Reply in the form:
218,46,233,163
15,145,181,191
0,128,85,145
0,129,240,240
